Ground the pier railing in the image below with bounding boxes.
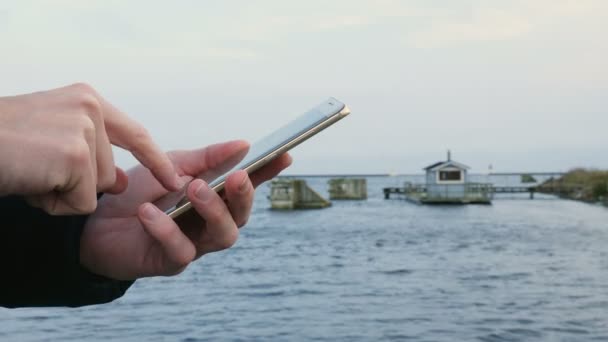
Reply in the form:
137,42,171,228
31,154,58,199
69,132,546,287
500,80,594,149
404,182,494,201
383,183,589,201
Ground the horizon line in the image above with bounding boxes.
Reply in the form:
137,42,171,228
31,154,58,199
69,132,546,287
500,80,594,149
279,171,568,178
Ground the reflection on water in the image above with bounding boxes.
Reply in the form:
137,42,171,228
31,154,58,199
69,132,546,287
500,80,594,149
2,176,608,342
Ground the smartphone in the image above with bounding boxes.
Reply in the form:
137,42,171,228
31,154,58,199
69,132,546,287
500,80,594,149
165,97,351,219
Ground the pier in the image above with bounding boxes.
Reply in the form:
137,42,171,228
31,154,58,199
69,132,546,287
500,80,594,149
383,185,537,201
378,160,572,204
384,183,494,204
275,168,577,204
268,179,331,209
384,184,580,201
492,186,537,199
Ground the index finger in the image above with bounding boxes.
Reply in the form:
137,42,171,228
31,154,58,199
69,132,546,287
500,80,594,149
98,96,181,191
249,153,293,188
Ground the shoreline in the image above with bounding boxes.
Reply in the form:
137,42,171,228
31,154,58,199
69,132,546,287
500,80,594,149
536,168,608,207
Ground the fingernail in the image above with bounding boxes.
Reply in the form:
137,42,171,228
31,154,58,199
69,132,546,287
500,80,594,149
141,203,159,220
195,181,213,202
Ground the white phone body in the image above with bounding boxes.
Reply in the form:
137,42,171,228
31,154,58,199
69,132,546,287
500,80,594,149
165,97,351,219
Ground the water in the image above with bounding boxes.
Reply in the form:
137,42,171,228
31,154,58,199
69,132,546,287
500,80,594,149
2,176,608,341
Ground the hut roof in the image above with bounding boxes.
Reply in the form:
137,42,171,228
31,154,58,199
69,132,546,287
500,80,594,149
423,160,470,171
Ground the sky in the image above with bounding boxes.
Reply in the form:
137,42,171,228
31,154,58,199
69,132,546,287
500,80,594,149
1,0,606,174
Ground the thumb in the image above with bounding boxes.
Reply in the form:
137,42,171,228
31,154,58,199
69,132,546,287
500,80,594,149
104,167,129,194
137,203,196,276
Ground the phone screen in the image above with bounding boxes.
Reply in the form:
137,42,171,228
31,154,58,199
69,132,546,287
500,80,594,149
165,97,349,219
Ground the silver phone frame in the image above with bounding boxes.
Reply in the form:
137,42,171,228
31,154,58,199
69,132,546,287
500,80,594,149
167,102,351,219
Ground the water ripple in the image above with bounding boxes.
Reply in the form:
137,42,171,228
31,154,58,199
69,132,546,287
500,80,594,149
2,176,608,341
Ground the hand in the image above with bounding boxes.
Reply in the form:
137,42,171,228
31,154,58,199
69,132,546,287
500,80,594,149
0,83,181,215
80,140,292,280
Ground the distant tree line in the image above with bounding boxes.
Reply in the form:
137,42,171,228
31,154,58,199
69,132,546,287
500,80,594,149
538,168,608,204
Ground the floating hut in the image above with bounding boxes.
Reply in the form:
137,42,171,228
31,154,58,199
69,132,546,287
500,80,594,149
268,179,331,209
328,178,367,200
403,151,492,204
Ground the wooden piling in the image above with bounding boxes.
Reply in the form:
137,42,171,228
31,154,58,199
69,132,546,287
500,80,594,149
269,179,331,210
328,178,367,200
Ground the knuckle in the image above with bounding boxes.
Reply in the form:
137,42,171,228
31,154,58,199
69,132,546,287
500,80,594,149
166,149,183,164
46,169,67,191
68,84,103,122
214,227,239,250
62,140,91,167
173,253,193,270
78,93,103,120
204,207,224,223
127,126,157,164
74,115,97,145
79,115,96,134
130,126,152,150
51,196,97,215
38,198,60,216
152,226,175,244
68,82,96,95
44,203,62,216
236,216,249,228
76,198,97,214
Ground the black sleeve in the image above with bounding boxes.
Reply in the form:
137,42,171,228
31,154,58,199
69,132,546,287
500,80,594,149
0,195,134,308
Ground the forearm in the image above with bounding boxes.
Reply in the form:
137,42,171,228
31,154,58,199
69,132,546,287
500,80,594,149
0,196,134,308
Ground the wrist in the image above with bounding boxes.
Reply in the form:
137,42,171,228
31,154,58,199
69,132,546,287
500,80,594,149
0,98,13,196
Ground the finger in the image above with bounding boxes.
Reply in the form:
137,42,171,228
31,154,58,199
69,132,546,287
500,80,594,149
188,179,239,254
98,141,250,214
57,158,99,214
169,140,250,181
138,202,196,276
98,96,181,191
120,140,249,203
89,105,117,192
224,170,254,227
104,167,129,194
249,153,293,188
83,118,98,187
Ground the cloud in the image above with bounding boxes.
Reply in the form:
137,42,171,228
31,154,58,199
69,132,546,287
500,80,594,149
407,8,532,48
0,2,375,63
403,0,607,48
